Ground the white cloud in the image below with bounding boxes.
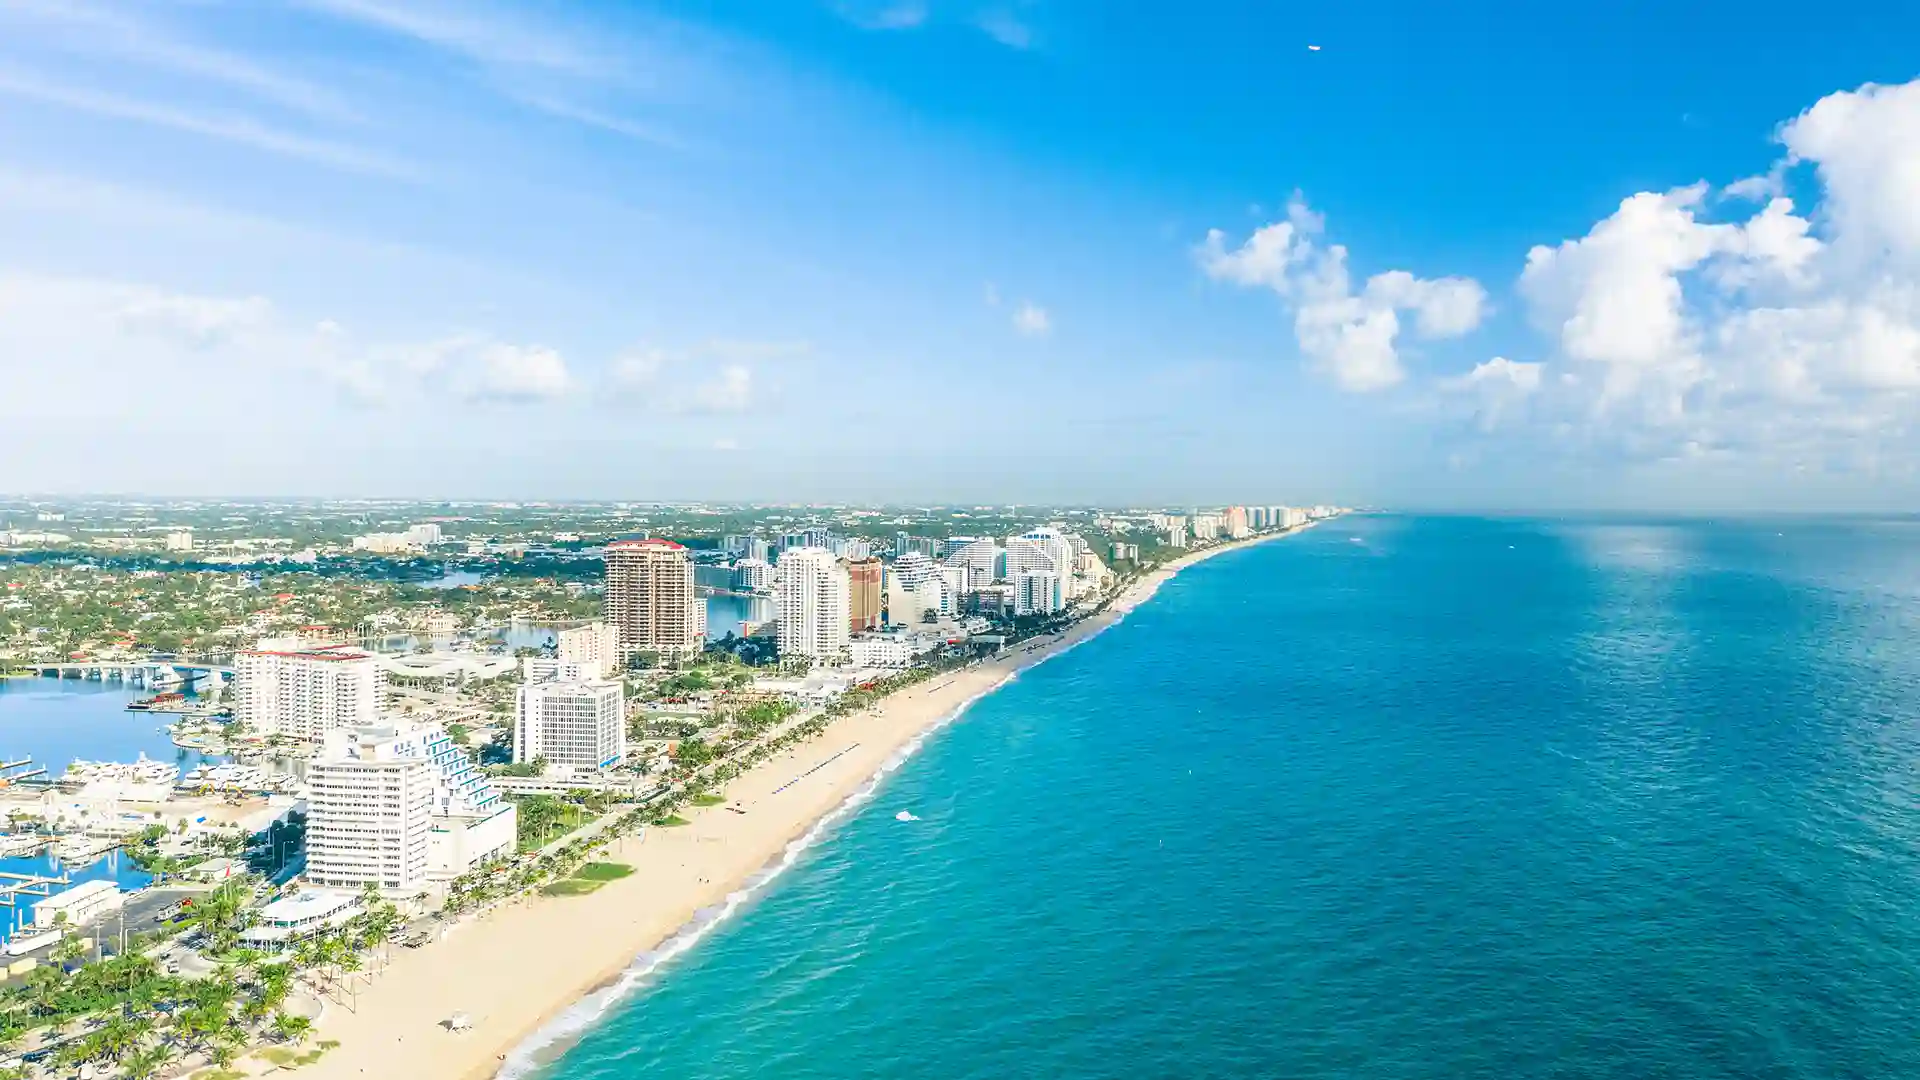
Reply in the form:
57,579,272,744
1452,76,1920,475
0,272,575,413
1199,196,1485,392
604,341,786,412
0,0,357,121
835,2,930,30
460,342,572,402
1013,301,1051,336
0,69,415,178
687,364,753,412
294,0,607,76
976,10,1034,49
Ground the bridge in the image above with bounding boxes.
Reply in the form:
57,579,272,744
18,660,233,687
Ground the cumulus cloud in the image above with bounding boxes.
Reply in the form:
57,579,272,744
1013,301,1051,336
1198,196,1486,391
1453,75,1920,474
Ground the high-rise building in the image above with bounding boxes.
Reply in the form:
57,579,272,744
233,644,383,741
848,557,883,632
605,538,700,660
1014,527,1075,580
404,522,444,546
895,533,940,558
733,557,774,593
557,620,620,679
1012,570,1064,616
305,723,515,894
776,548,850,662
515,680,626,771
944,538,1003,583
830,537,873,561
164,529,194,552
1225,506,1251,540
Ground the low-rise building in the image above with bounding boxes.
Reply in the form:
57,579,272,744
29,881,122,930
240,890,364,952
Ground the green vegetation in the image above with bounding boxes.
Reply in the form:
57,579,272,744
513,793,590,851
574,862,634,881
691,793,726,807
658,814,692,827
540,878,604,896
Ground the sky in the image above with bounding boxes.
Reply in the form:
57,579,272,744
3,0,1920,509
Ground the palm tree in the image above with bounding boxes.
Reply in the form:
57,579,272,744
271,1011,313,1044
121,1042,176,1080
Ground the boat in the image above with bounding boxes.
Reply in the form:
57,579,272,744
61,754,182,800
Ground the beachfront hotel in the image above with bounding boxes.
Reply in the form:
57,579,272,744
605,537,702,660
232,640,383,740
514,679,626,771
306,723,516,895
776,547,851,662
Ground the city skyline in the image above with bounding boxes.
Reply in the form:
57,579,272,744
3,2,1919,509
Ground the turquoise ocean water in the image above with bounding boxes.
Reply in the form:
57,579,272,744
526,515,1920,1079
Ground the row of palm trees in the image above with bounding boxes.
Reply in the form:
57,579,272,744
0,881,400,1079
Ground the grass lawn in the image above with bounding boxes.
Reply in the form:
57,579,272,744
574,862,634,881
543,861,635,896
657,813,691,827
691,793,726,807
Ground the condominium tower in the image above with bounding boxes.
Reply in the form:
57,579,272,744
847,557,883,632
232,643,383,741
776,547,851,662
515,680,626,771
605,538,701,660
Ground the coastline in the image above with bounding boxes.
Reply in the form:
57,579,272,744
295,526,1309,1080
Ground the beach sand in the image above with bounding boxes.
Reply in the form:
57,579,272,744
294,531,1291,1080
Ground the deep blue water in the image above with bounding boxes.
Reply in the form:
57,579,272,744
535,516,1920,1080
0,679,215,770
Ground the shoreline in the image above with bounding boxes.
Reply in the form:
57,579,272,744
295,526,1311,1080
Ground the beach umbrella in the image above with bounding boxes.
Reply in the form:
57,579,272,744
449,1012,473,1032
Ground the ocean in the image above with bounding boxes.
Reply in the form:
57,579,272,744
532,515,1920,1079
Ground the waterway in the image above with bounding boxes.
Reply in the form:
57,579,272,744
0,678,223,773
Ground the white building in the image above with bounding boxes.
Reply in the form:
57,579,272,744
350,532,418,553
776,547,851,663
515,680,626,770
233,644,383,741
943,538,1003,583
733,557,774,593
240,890,364,952
557,621,621,679
30,880,123,930
1012,570,1064,616
404,522,444,546
1002,537,1056,578
1014,527,1078,598
522,657,594,683
849,631,941,669
306,724,516,895
164,529,194,553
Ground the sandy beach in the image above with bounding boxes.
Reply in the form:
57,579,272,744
295,530,1294,1080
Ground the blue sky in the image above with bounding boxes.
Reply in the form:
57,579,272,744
3,1,1919,508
